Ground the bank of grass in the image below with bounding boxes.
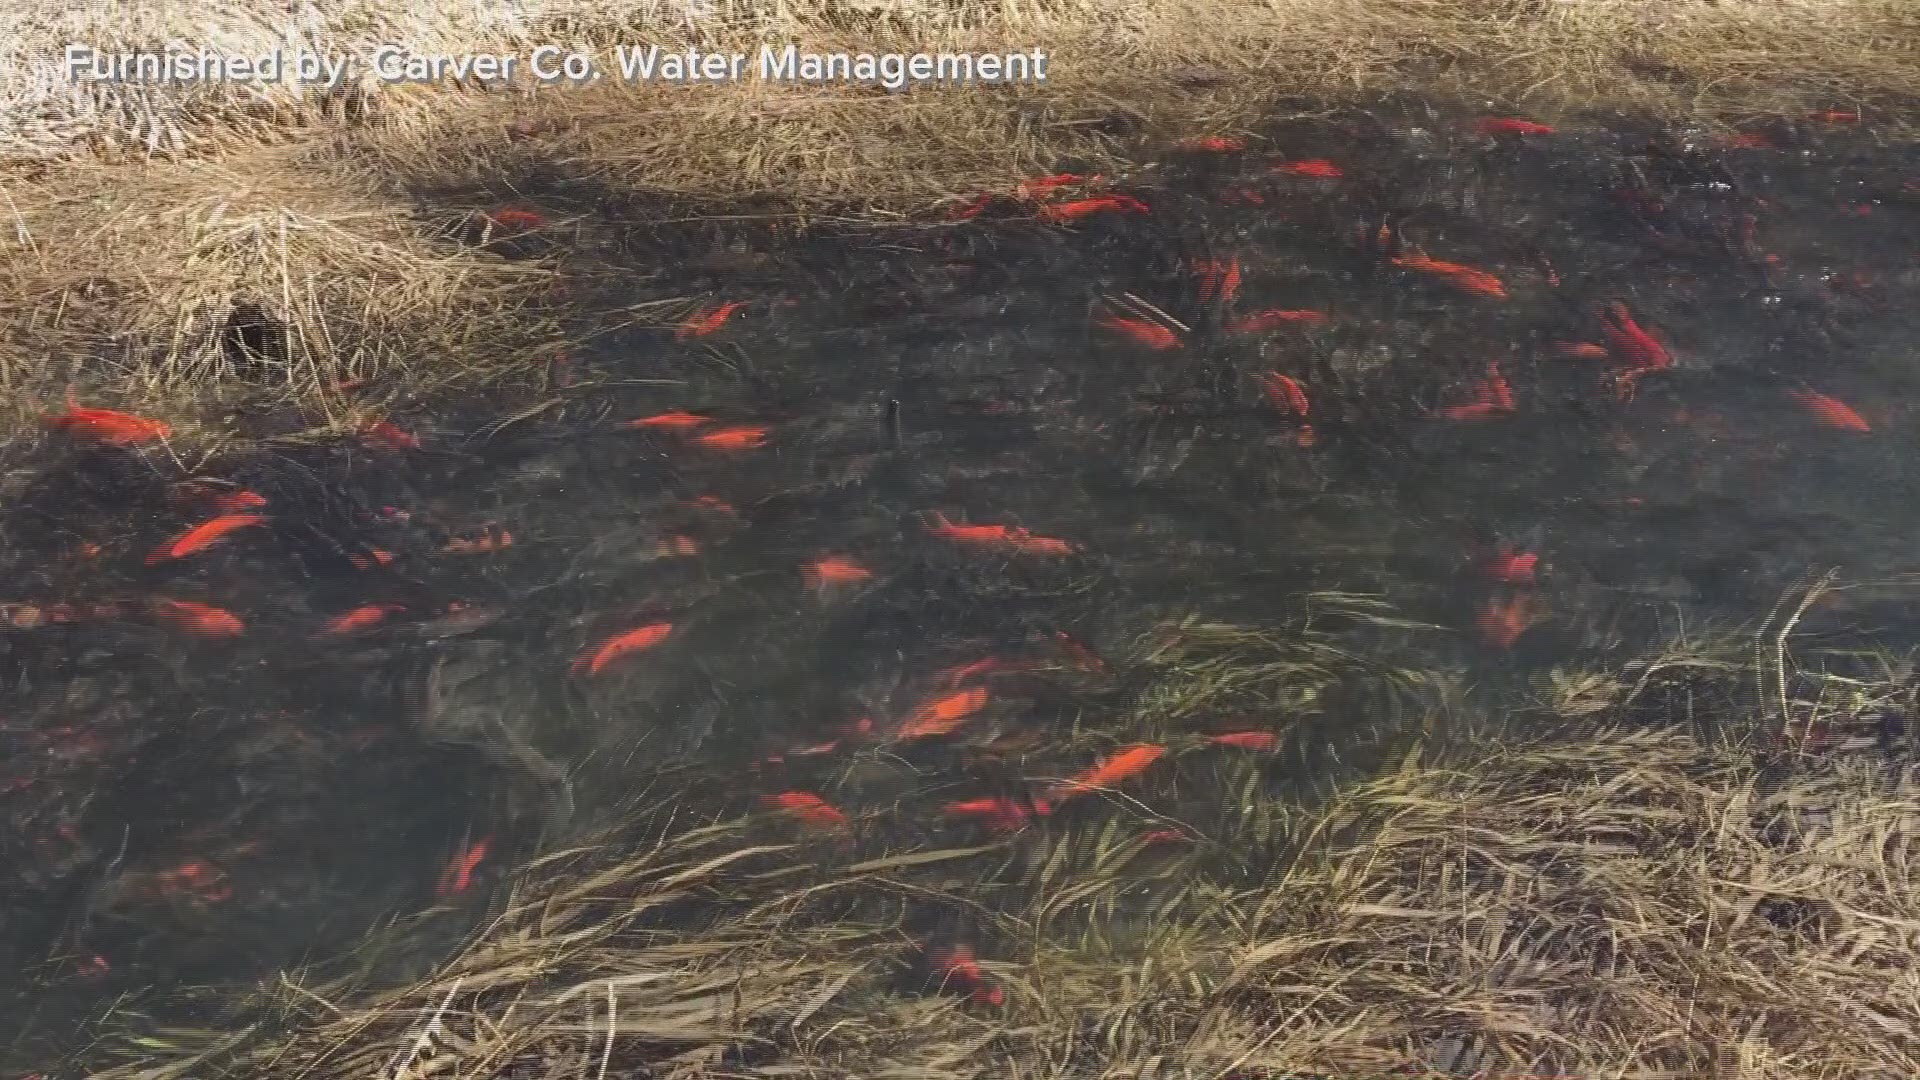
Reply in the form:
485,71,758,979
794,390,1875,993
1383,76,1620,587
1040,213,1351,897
81,614,1920,1080
1,0,1917,449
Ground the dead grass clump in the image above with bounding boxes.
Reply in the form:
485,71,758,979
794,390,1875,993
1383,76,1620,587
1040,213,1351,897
81,622,1920,1080
0,143,564,450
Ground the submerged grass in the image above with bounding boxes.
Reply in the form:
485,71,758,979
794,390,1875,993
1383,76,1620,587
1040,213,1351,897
80,615,1920,1080
1,0,1917,447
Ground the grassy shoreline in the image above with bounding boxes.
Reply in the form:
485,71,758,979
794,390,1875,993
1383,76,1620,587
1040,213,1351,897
77,618,1920,1080
2,0,1917,450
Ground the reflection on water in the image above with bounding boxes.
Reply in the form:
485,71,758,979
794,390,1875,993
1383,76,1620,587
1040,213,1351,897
3,98,1918,1069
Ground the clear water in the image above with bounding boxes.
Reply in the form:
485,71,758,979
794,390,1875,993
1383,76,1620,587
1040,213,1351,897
4,98,1918,1071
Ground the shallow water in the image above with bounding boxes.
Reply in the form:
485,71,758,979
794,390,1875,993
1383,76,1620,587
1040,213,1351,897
4,98,1919,1070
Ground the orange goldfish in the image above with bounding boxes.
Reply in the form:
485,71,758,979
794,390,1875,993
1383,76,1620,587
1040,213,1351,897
1271,159,1343,178
1439,363,1515,420
317,603,404,638
804,555,874,589
926,514,1077,556
1482,549,1539,585
1391,253,1509,299
656,535,700,558
347,548,395,570
1554,342,1611,361
944,796,1040,835
1097,314,1181,350
150,599,245,637
1191,258,1243,304
360,420,420,451
677,301,743,340
937,656,1026,689
897,687,991,741
1720,132,1776,150
1477,594,1538,649
43,400,170,447
1037,194,1150,222
1476,118,1555,136
1207,730,1278,752
1256,372,1318,447
692,425,769,451
147,513,266,565
1787,389,1870,432
487,208,545,231
1049,631,1111,675
1807,109,1860,123
435,837,491,897
1597,302,1671,372
1177,135,1246,153
1228,309,1329,332
760,791,850,830
1015,172,1101,200
438,526,513,555
1048,744,1167,804
627,411,712,431
572,622,673,676
926,944,1004,1006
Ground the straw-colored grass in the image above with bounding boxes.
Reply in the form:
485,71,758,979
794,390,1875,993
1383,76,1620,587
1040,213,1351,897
81,616,1920,1080
1,0,1917,447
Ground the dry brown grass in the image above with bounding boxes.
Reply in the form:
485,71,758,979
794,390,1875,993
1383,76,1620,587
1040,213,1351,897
1,0,1916,448
80,620,1920,1080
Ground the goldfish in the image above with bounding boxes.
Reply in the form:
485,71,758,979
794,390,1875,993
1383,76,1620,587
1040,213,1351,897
147,513,267,565
627,411,712,431
435,837,491,897
804,555,874,589
688,494,738,516
1097,314,1181,350
1037,194,1150,222
944,796,1041,835
1787,389,1870,432
1048,743,1167,804
1438,363,1515,420
1477,594,1538,650
1482,549,1539,585
572,622,673,676
1597,302,1671,372
1207,730,1278,752
926,513,1078,556
1049,631,1111,675
438,526,513,555
347,548,395,570
43,399,170,447
1228,309,1329,332
360,420,420,451
1720,132,1776,150
152,859,233,905
949,194,996,220
1554,342,1611,361
150,598,245,637
1391,253,1509,299
677,301,743,339
1256,371,1318,447
1270,159,1343,178
692,425,769,451
1141,828,1192,846
925,944,1004,1006
1807,109,1860,123
656,535,700,558
1177,135,1245,153
937,656,1030,689
897,686,991,741
317,603,404,638
760,791,850,831
1014,172,1101,200
1191,258,1244,304
486,208,545,232
1476,118,1555,136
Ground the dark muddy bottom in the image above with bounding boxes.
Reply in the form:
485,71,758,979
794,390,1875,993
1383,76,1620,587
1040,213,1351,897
5,96,1920,1071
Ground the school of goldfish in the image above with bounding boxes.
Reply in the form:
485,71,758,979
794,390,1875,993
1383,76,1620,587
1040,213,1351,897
3,103,1911,1029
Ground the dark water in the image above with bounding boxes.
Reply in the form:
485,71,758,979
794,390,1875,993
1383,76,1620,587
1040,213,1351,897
4,98,1918,1071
